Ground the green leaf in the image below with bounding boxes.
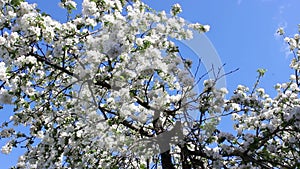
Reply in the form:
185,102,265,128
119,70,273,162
140,164,146,169
257,68,267,77
11,0,24,6
129,89,137,97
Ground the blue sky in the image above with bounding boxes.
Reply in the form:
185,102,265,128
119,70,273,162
1,0,300,168
144,0,300,94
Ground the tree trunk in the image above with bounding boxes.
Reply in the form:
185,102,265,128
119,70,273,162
180,144,191,169
161,150,176,169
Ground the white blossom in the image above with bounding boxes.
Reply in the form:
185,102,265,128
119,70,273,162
0,36,6,45
0,88,12,104
0,1,298,168
1,142,12,154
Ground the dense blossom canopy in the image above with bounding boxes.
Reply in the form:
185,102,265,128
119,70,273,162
0,0,299,168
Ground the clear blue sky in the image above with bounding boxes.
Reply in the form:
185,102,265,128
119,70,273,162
144,0,300,94
1,0,300,168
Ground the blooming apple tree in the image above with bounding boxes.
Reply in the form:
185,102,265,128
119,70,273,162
0,0,299,168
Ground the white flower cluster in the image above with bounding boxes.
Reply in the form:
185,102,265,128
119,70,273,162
189,23,210,33
0,0,299,168
0,88,12,104
0,0,210,167
1,142,12,154
59,0,77,11
0,62,7,81
171,3,182,16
